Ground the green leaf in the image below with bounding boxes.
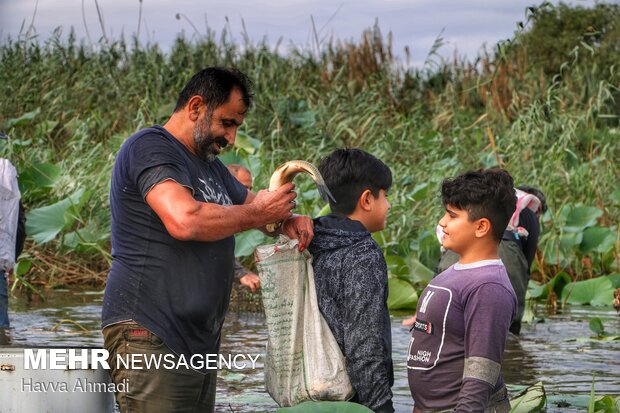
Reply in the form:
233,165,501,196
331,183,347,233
235,229,268,257
409,183,430,201
62,221,109,252
593,396,620,413
607,273,620,288
542,238,567,266
407,257,435,285
410,230,441,270
529,283,547,299
565,206,603,229
219,151,242,166
560,277,614,306
530,272,571,300
610,186,620,206
589,376,596,413
4,108,41,128
14,259,33,277
579,227,615,254
234,131,261,154
479,150,499,168
509,381,546,412
37,120,58,136
316,203,331,217
18,162,62,191
387,278,418,310
288,111,317,128
521,297,536,324
589,318,605,336
559,231,583,251
25,188,90,244
563,148,579,169
277,401,373,412
386,255,409,278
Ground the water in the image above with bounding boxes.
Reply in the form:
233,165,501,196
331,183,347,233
2,289,619,412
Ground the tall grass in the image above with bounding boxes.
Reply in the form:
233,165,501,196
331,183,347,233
0,13,618,287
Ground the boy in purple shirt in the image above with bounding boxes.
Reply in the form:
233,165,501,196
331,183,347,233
408,169,518,413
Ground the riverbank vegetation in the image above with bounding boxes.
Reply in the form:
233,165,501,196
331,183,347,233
1,3,618,304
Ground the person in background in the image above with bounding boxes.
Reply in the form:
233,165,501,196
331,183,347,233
0,134,26,329
227,164,260,293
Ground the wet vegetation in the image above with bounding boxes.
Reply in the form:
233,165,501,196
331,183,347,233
0,3,618,308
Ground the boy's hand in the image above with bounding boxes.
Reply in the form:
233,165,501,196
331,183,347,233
402,315,417,327
240,273,260,293
281,215,314,251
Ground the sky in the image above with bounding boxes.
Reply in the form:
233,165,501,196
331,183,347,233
0,0,600,67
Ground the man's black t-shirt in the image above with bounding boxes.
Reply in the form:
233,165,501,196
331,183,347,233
102,126,247,360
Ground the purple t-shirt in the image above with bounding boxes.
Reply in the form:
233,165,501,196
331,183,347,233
407,260,517,412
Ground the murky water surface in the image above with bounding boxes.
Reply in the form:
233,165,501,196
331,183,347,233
2,289,619,412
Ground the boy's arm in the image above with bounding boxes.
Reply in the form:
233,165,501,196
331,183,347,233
342,244,394,412
455,283,515,412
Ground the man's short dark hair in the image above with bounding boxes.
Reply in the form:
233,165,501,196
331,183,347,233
173,67,254,112
318,148,392,215
441,168,516,242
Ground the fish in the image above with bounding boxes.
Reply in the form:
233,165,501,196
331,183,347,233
266,160,336,233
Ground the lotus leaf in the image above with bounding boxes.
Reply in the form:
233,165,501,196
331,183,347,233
408,257,435,285
509,381,546,412
579,226,616,254
387,277,418,310
386,255,409,279
564,206,602,230
18,162,61,191
529,272,571,300
25,188,90,244
235,229,268,257
607,273,620,288
560,277,614,306
277,401,373,412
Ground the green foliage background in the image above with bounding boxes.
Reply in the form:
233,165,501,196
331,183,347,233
0,2,618,291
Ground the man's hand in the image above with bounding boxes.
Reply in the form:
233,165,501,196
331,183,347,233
281,215,314,251
251,182,297,226
240,273,260,293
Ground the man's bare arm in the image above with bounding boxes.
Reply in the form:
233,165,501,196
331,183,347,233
145,180,296,242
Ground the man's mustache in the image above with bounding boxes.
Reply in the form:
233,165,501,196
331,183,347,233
213,137,228,148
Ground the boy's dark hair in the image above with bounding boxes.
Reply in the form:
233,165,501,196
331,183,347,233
318,148,392,215
174,67,254,112
441,168,516,242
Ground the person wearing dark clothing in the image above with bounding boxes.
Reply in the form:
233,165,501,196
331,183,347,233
308,149,394,413
101,67,313,413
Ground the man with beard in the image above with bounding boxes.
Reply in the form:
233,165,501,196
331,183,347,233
102,67,313,413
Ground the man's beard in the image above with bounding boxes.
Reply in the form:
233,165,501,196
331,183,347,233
193,116,228,162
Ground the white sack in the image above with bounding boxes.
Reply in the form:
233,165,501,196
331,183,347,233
255,236,354,407
0,159,21,270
